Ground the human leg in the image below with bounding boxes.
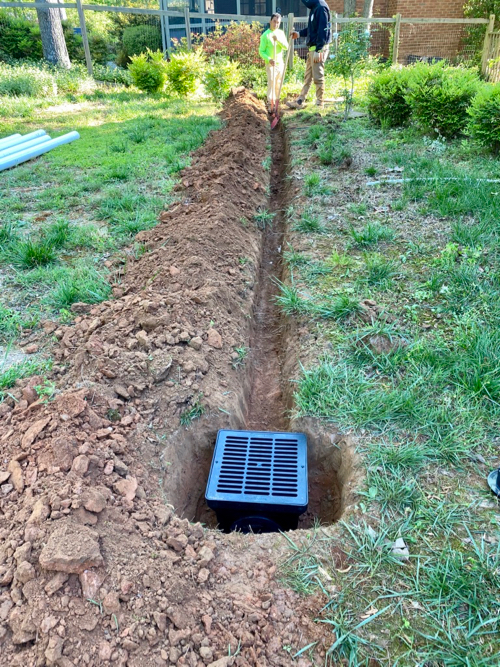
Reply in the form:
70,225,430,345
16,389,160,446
312,48,328,106
298,52,313,101
286,53,313,109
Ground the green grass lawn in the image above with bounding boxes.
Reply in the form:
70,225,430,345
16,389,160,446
280,112,500,666
0,87,219,391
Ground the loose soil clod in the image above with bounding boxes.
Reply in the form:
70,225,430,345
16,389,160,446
0,90,355,666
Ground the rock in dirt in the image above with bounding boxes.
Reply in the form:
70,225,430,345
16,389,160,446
207,658,234,667
7,460,24,494
207,328,222,349
113,476,137,501
0,470,10,485
45,572,69,596
21,416,51,448
39,522,103,574
8,607,36,644
82,488,107,513
79,570,105,599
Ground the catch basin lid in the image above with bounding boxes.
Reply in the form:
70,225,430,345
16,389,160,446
206,429,308,514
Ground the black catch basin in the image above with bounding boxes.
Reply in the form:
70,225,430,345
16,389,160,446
205,429,308,533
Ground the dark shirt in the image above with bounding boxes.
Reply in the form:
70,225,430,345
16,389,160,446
298,0,331,51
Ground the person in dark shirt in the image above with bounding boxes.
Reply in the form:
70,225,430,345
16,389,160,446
286,0,331,109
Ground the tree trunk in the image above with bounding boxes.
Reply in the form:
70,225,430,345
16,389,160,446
362,0,374,18
36,0,71,68
343,0,356,17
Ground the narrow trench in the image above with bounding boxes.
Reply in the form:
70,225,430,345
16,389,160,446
245,125,288,432
165,119,351,531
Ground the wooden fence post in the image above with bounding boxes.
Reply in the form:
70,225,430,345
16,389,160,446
481,13,496,77
75,0,93,76
392,12,401,65
288,12,294,71
184,5,192,50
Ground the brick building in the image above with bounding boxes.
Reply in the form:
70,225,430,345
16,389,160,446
326,0,471,64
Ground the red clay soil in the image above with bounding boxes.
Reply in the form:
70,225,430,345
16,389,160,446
0,91,336,667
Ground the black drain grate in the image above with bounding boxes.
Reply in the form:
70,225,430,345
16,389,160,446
206,430,308,530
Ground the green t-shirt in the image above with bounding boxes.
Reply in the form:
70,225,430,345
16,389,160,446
259,28,289,64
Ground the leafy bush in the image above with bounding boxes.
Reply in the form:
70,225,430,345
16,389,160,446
93,63,133,87
198,21,263,67
367,67,412,128
52,63,94,95
0,15,109,67
405,62,481,138
166,50,205,97
0,63,57,97
467,83,500,152
202,55,240,103
128,49,167,93
121,24,162,63
0,16,43,61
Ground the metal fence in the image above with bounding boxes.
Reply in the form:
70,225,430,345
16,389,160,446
0,2,496,79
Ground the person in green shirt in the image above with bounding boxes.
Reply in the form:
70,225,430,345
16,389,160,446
259,13,289,113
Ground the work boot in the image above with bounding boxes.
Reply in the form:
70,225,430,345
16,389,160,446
315,99,324,109
286,97,304,110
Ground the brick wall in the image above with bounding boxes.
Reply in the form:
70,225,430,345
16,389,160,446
323,0,472,64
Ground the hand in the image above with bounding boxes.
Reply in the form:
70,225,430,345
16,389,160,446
272,35,277,42
269,59,275,66
312,51,321,63
291,31,299,39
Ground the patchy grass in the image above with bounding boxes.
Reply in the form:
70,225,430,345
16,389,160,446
0,88,218,365
280,113,500,664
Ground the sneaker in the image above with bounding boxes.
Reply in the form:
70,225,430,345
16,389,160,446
315,100,324,109
285,98,304,110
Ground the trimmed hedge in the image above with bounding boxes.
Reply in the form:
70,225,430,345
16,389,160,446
367,67,412,128
468,83,500,153
404,62,481,138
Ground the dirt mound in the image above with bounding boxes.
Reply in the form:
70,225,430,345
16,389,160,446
0,91,335,666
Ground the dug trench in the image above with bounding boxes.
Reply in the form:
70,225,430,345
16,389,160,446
0,91,359,666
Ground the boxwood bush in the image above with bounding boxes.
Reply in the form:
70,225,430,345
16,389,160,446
467,83,500,153
405,62,481,138
166,50,205,97
367,67,412,128
128,49,167,93
202,55,240,103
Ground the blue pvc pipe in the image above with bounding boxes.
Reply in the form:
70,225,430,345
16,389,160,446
0,135,52,160
0,130,47,153
0,132,80,172
0,133,22,149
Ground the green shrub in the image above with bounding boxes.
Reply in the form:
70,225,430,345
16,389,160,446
0,16,43,61
405,62,481,138
202,55,240,103
121,24,162,63
93,63,133,87
166,50,205,97
128,49,167,93
467,83,500,153
0,63,57,97
367,67,411,128
52,64,94,94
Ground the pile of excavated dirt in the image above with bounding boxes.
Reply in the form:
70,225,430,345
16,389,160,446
0,91,349,667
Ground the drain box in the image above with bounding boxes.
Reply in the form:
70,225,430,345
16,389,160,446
205,429,308,533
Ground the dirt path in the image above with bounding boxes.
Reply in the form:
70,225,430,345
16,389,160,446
245,126,288,432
